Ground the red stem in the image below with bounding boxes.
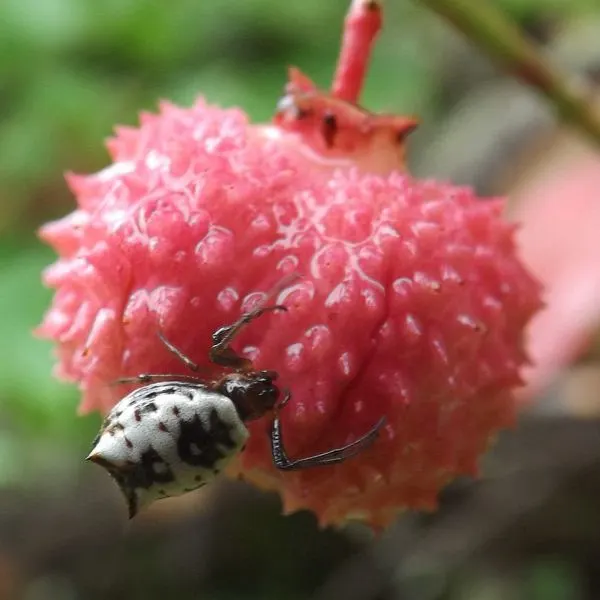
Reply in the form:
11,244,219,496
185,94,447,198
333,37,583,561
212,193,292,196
331,0,383,103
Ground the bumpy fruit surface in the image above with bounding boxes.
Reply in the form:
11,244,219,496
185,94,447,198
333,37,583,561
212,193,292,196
38,1,542,528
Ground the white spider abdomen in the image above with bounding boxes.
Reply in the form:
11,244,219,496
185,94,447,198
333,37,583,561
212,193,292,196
87,382,249,517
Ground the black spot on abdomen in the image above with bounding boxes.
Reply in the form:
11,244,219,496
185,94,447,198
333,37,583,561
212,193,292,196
209,408,236,449
177,415,222,468
132,447,175,488
108,447,176,518
140,401,158,413
176,410,236,469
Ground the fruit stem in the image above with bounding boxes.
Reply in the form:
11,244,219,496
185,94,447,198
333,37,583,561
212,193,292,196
331,0,383,104
416,0,600,148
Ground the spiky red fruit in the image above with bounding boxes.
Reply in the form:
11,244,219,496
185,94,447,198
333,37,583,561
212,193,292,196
37,1,542,528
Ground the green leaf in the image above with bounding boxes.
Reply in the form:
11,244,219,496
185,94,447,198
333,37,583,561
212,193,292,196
0,241,100,443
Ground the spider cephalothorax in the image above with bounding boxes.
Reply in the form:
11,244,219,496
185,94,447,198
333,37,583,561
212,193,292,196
87,282,385,518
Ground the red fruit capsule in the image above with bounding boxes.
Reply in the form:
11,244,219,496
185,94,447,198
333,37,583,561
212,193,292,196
37,0,542,528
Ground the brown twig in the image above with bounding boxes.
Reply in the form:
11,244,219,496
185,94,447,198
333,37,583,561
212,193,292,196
416,0,600,147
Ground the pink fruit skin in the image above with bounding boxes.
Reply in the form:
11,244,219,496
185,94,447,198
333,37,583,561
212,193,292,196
38,95,542,528
510,149,600,400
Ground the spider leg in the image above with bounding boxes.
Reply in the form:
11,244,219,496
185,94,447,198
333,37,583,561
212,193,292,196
157,330,201,372
111,373,204,386
209,273,301,370
110,332,211,388
277,389,292,410
209,305,288,369
270,415,386,471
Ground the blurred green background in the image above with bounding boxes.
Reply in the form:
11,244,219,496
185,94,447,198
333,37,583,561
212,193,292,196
2,0,600,599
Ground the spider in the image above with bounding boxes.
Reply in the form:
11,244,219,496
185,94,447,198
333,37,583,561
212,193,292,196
87,283,385,518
